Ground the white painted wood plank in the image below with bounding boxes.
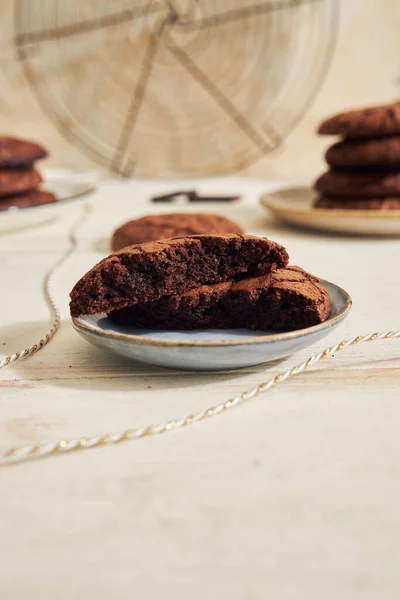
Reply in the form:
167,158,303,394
0,176,399,600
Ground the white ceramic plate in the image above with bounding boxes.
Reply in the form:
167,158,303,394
261,186,400,236
72,280,352,371
0,168,97,232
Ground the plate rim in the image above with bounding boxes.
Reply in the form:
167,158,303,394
0,169,96,213
260,191,400,220
72,279,352,348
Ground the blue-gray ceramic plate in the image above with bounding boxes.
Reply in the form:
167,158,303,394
72,279,351,371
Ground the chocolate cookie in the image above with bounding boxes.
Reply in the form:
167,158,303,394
0,168,42,197
111,213,244,251
70,234,289,317
318,102,400,138
326,136,400,167
315,168,400,198
108,266,330,331
314,196,400,210
0,136,47,168
0,190,56,210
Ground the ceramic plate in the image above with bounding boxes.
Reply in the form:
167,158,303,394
72,280,352,371
261,186,400,236
0,168,97,232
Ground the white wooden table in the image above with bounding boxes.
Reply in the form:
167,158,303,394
1,176,399,599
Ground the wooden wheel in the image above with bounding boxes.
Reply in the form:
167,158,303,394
15,0,338,176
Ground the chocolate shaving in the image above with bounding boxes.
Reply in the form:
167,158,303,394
151,190,240,203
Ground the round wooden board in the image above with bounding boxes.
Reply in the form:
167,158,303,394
15,0,337,176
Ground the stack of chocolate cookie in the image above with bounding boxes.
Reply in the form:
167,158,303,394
0,136,56,210
314,102,400,210
70,235,331,332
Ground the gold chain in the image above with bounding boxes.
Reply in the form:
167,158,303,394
0,203,91,371
1,199,398,467
0,330,398,466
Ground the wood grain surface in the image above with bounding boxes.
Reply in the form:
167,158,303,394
0,175,399,598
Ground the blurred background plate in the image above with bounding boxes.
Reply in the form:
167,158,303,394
0,168,97,232
261,186,400,236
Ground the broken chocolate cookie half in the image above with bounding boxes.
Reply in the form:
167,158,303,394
70,234,330,332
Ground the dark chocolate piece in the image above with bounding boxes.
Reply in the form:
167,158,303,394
189,194,240,202
151,190,196,202
151,190,240,203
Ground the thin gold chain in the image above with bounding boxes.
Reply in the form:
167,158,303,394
0,330,398,466
1,199,398,467
0,202,91,370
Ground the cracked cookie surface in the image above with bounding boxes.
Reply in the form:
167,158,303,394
70,234,289,317
318,103,400,138
111,213,244,250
